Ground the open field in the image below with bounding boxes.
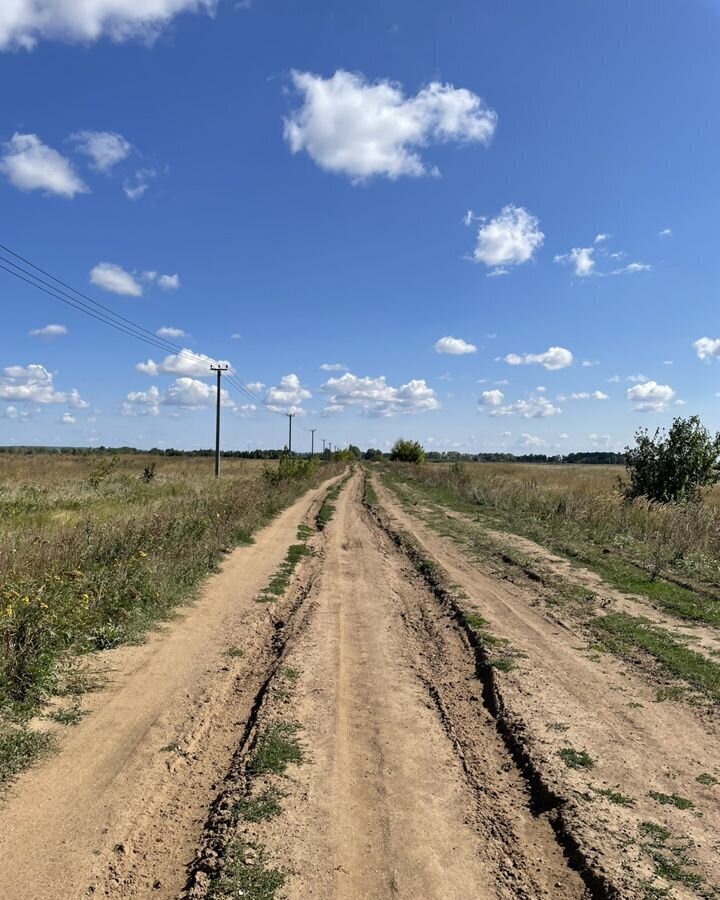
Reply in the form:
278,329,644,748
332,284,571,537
0,453,344,778
0,457,718,899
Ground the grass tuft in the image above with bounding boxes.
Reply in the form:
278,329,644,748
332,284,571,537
597,787,635,807
247,722,304,777
207,838,285,900
231,787,284,824
0,727,54,789
649,790,694,810
558,747,594,770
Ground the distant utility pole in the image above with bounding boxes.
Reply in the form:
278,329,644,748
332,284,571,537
321,438,326,454
310,428,316,457
286,412,295,453
210,364,229,478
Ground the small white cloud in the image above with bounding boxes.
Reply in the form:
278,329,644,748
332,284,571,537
479,389,504,407
520,433,545,447
626,373,648,383
0,133,88,198
610,261,652,275
246,381,265,394
694,337,720,361
122,385,161,416
463,209,474,226
581,359,599,367
472,205,544,270
490,394,562,419
658,228,672,237
284,69,497,181
230,333,242,340
662,360,674,366
594,233,610,243
0,364,83,405
501,346,573,370
156,326,188,339
434,336,477,355
554,246,595,277
29,323,67,338
0,0,218,51
559,390,609,401
60,412,76,424
71,130,131,172
320,372,439,417
626,380,676,412
319,363,349,372
136,349,230,378
158,273,180,291
123,168,156,200
607,375,621,383
90,262,142,297
265,373,312,415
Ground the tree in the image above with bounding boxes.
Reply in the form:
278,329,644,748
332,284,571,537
390,438,425,464
624,415,720,503
364,448,384,461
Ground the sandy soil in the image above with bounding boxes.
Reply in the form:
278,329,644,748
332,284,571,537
0,473,343,900
2,466,719,900
373,473,720,898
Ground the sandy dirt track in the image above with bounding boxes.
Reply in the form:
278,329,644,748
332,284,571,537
373,473,720,898
0,474,343,900
2,466,718,899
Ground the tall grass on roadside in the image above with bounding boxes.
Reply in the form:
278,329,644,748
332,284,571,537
0,455,342,716
388,462,720,615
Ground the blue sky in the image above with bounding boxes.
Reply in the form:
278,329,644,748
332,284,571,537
1,0,719,454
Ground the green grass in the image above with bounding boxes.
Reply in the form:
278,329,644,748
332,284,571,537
382,466,720,628
649,790,694,810
247,722,304,777
207,838,285,900
696,773,718,786
0,728,54,789
558,747,594,770
296,523,313,541
639,822,672,846
48,705,87,726
231,787,284,824
224,645,244,659
597,787,635,807
593,613,720,702
363,477,378,507
255,544,312,603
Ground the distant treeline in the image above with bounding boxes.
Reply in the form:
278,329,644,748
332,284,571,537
424,451,626,465
0,446,626,465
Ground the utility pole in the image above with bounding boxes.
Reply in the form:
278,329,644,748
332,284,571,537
310,428,316,457
210,364,229,478
321,438,326,454
286,412,295,453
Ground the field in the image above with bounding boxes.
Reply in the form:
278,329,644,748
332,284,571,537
0,455,718,900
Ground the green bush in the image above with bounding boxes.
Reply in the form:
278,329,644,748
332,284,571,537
390,438,425,464
624,416,720,504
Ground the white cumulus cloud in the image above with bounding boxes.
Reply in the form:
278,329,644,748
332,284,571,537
626,381,676,412
29,323,67,338
471,205,544,270
0,0,218,51
489,394,561,419
265,374,312,414
0,133,88,197
321,372,439,417
319,363,348,372
479,389,504,407
694,337,720,361
136,349,230,378
90,262,142,297
434,336,477,355
0,363,85,406
284,69,497,181
554,246,595,277
156,326,188,339
500,346,573,370
71,130,131,171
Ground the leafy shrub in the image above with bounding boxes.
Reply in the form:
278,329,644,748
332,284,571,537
624,416,720,504
390,438,425,464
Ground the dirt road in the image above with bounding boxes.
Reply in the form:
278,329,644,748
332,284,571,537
2,467,716,898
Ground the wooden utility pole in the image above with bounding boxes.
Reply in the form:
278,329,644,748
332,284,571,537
210,364,229,478
310,428,316,457
286,412,295,453
321,438,326,454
